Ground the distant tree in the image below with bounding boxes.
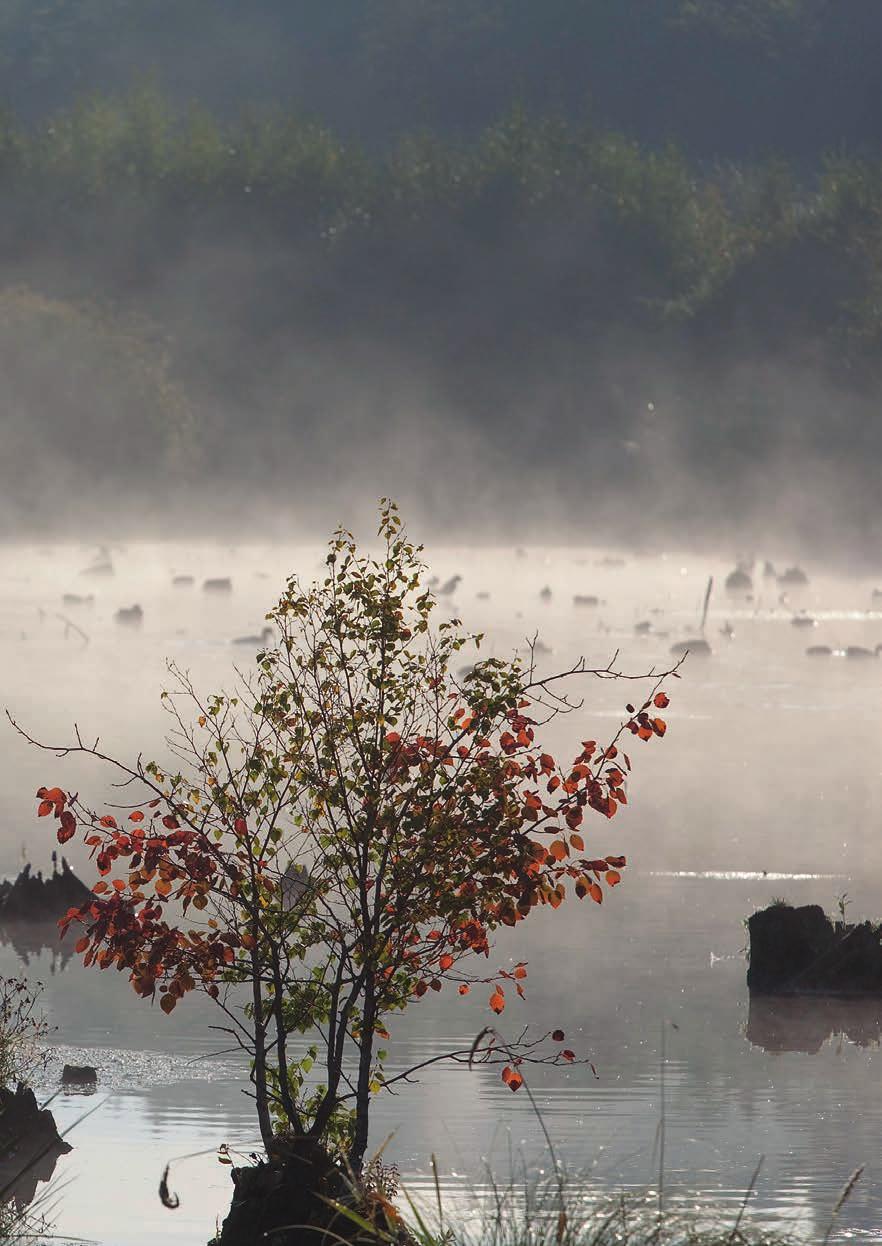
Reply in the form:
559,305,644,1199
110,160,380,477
13,502,675,1221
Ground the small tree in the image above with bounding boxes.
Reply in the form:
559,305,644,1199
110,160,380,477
13,502,675,1174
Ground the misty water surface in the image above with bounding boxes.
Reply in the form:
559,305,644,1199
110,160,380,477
2,540,882,1245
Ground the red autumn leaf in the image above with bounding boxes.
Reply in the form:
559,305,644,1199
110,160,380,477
92,882,109,894
552,1029,565,1042
588,882,603,904
501,1066,523,1092
160,994,176,1015
513,963,527,980
605,869,622,886
128,811,144,823
606,855,626,868
562,1049,575,1062
57,810,77,843
112,879,126,892
489,988,505,1014
99,815,118,829
569,833,584,852
547,840,568,862
37,786,65,803
155,879,172,898
385,732,401,745
37,800,53,818
654,692,670,709
439,953,454,971
234,818,247,837
458,984,470,995
75,936,90,954
162,815,180,830
653,718,667,736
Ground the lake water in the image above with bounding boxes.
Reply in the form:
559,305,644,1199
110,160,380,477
2,540,882,1245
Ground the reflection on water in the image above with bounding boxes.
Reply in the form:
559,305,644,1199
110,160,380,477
747,995,882,1055
3,542,882,1242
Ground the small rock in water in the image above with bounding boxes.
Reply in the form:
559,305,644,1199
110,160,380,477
806,645,832,657
573,594,599,607
634,620,652,634
670,638,711,657
232,626,273,646
62,593,93,606
204,577,233,593
114,604,143,625
846,645,876,660
790,615,816,629
476,591,490,600
172,574,195,587
62,1065,97,1089
539,586,552,602
778,565,809,587
724,567,752,593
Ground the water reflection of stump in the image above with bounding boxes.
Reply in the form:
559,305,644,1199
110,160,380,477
0,1086,71,1213
746,995,882,1054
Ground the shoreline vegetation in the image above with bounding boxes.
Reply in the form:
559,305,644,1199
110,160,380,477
0,85,879,548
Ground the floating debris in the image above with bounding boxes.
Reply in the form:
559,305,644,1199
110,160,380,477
778,565,809,587
573,594,599,607
203,577,233,593
172,575,195,588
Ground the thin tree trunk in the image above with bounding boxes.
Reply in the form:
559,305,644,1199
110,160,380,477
350,978,376,1170
250,945,274,1149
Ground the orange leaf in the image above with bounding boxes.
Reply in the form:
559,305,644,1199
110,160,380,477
57,810,77,843
588,882,603,904
112,879,126,892
547,840,568,862
128,811,144,823
489,988,505,1014
75,936,90,954
569,833,584,852
654,692,670,709
99,815,118,829
37,800,53,818
160,994,176,1015
605,869,622,886
155,879,172,898
458,984,470,995
439,953,454,971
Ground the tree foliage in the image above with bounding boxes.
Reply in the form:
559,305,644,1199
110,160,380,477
18,503,676,1166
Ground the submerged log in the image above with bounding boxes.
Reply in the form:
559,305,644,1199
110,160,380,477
747,903,882,996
